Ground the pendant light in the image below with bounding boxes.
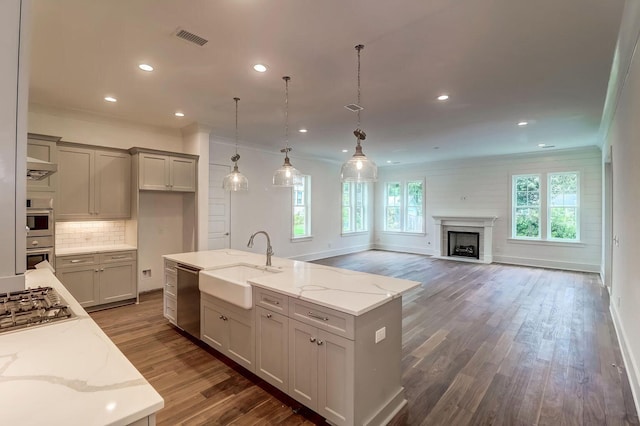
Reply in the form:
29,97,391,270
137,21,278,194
273,76,301,187
340,44,378,182
222,97,249,191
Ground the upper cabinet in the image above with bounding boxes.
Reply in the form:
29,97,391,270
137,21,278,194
57,144,131,220
27,133,60,193
134,149,197,192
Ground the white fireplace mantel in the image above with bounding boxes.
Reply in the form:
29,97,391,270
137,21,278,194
432,215,498,263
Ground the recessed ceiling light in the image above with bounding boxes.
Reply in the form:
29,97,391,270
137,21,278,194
386,160,392,164
175,112,185,117
437,94,449,101
104,96,117,103
538,143,546,147
433,146,440,150
299,128,307,133
518,121,528,126
342,149,348,153
138,64,154,72
253,64,267,73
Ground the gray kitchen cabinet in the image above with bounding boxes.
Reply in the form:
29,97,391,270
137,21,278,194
27,133,60,192
255,306,289,393
163,260,177,325
57,250,137,308
57,144,131,220
289,318,354,425
201,292,255,372
137,151,196,192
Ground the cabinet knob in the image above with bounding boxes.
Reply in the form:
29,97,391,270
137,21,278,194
94,269,99,272
31,240,38,246
317,340,324,346
266,313,272,319
309,337,316,343
219,315,224,320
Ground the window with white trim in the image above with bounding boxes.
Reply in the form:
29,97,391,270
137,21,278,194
342,182,367,233
292,175,311,239
384,180,425,233
511,171,579,241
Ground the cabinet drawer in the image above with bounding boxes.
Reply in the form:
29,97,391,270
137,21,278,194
289,298,355,340
56,254,98,268
254,287,289,315
164,271,177,298
100,251,136,264
27,236,54,249
164,260,177,275
164,295,177,323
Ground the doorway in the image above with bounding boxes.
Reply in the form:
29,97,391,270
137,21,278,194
208,164,231,249
604,151,613,293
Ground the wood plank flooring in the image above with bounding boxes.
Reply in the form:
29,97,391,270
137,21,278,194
91,251,639,425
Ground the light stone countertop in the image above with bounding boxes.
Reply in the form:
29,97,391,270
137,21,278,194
0,269,164,426
56,244,138,256
163,249,421,316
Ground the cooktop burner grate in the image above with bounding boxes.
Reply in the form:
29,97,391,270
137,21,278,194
0,287,74,333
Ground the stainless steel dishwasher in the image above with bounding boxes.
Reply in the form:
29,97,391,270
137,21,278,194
176,263,201,338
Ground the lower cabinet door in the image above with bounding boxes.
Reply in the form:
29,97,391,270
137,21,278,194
255,306,288,392
201,301,226,350
289,319,318,409
57,266,99,307
227,314,255,372
317,330,354,425
100,261,136,303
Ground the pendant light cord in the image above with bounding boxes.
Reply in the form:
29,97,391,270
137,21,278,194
234,97,240,158
283,76,291,158
355,44,364,147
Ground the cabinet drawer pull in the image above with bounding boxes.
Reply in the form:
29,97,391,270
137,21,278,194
310,337,316,343
71,259,82,263
317,340,324,346
111,255,127,259
266,313,272,319
307,312,329,321
264,298,280,305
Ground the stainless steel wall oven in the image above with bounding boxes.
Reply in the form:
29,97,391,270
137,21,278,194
26,196,54,269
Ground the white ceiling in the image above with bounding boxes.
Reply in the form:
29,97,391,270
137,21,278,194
29,0,625,165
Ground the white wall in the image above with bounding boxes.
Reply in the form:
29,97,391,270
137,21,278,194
602,0,640,411
210,140,374,260
29,104,184,152
375,147,602,272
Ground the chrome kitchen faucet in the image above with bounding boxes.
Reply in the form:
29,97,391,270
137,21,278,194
247,231,273,266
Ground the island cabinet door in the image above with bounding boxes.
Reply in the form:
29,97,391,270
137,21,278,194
255,306,289,392
201,301,226,351
317,329,354,425
289,319,318,409
226,309,254,373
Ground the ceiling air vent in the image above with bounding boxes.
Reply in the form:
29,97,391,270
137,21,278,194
175,29,208,46
344,103,364,112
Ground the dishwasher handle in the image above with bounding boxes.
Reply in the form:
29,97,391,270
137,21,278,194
176,263,200,274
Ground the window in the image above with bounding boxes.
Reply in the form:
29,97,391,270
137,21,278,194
548,172,579,240
292,175,311,239
342,182,367,233
384,180,425,233
513,174,541,238
511,172,579,241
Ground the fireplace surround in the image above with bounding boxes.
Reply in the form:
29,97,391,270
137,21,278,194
432,215,498,263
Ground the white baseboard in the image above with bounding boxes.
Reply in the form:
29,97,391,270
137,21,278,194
372,243,435,256
289,244,373,262
492,254,600,273
609,302,640,417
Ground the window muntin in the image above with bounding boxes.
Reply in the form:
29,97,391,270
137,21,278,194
548,172,579,241
342,182,367,233
513,175,541,239
292,175,311,238
384,180,425,233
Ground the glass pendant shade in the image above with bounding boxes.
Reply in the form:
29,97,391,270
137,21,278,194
223,163,249,191
340,142,378,182
273,152,300,187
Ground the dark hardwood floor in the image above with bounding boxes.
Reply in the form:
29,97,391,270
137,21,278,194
91,251,639,425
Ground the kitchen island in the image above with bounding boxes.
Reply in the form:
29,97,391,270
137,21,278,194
0,269,163,426
163,249,420,426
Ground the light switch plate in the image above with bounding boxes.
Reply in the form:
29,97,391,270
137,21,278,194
375,327,386,343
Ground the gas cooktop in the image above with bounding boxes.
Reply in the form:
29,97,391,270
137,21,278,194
0,287,75,333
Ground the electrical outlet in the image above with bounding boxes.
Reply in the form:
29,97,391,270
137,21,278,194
375,327,386,343
142,269,152,279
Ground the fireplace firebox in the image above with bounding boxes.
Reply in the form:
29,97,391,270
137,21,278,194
448,231,480,260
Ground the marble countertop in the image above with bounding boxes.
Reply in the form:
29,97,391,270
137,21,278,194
0,269,163,425
56,244,137,256
164,249,420,316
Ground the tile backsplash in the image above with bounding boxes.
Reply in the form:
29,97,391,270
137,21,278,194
56,221,126,249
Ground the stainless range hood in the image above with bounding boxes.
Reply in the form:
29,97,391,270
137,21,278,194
27,157,57,181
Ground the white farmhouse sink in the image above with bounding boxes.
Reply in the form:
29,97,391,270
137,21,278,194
199,265,281,309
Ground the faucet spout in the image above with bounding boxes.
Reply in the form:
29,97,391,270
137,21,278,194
247,231,273,266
